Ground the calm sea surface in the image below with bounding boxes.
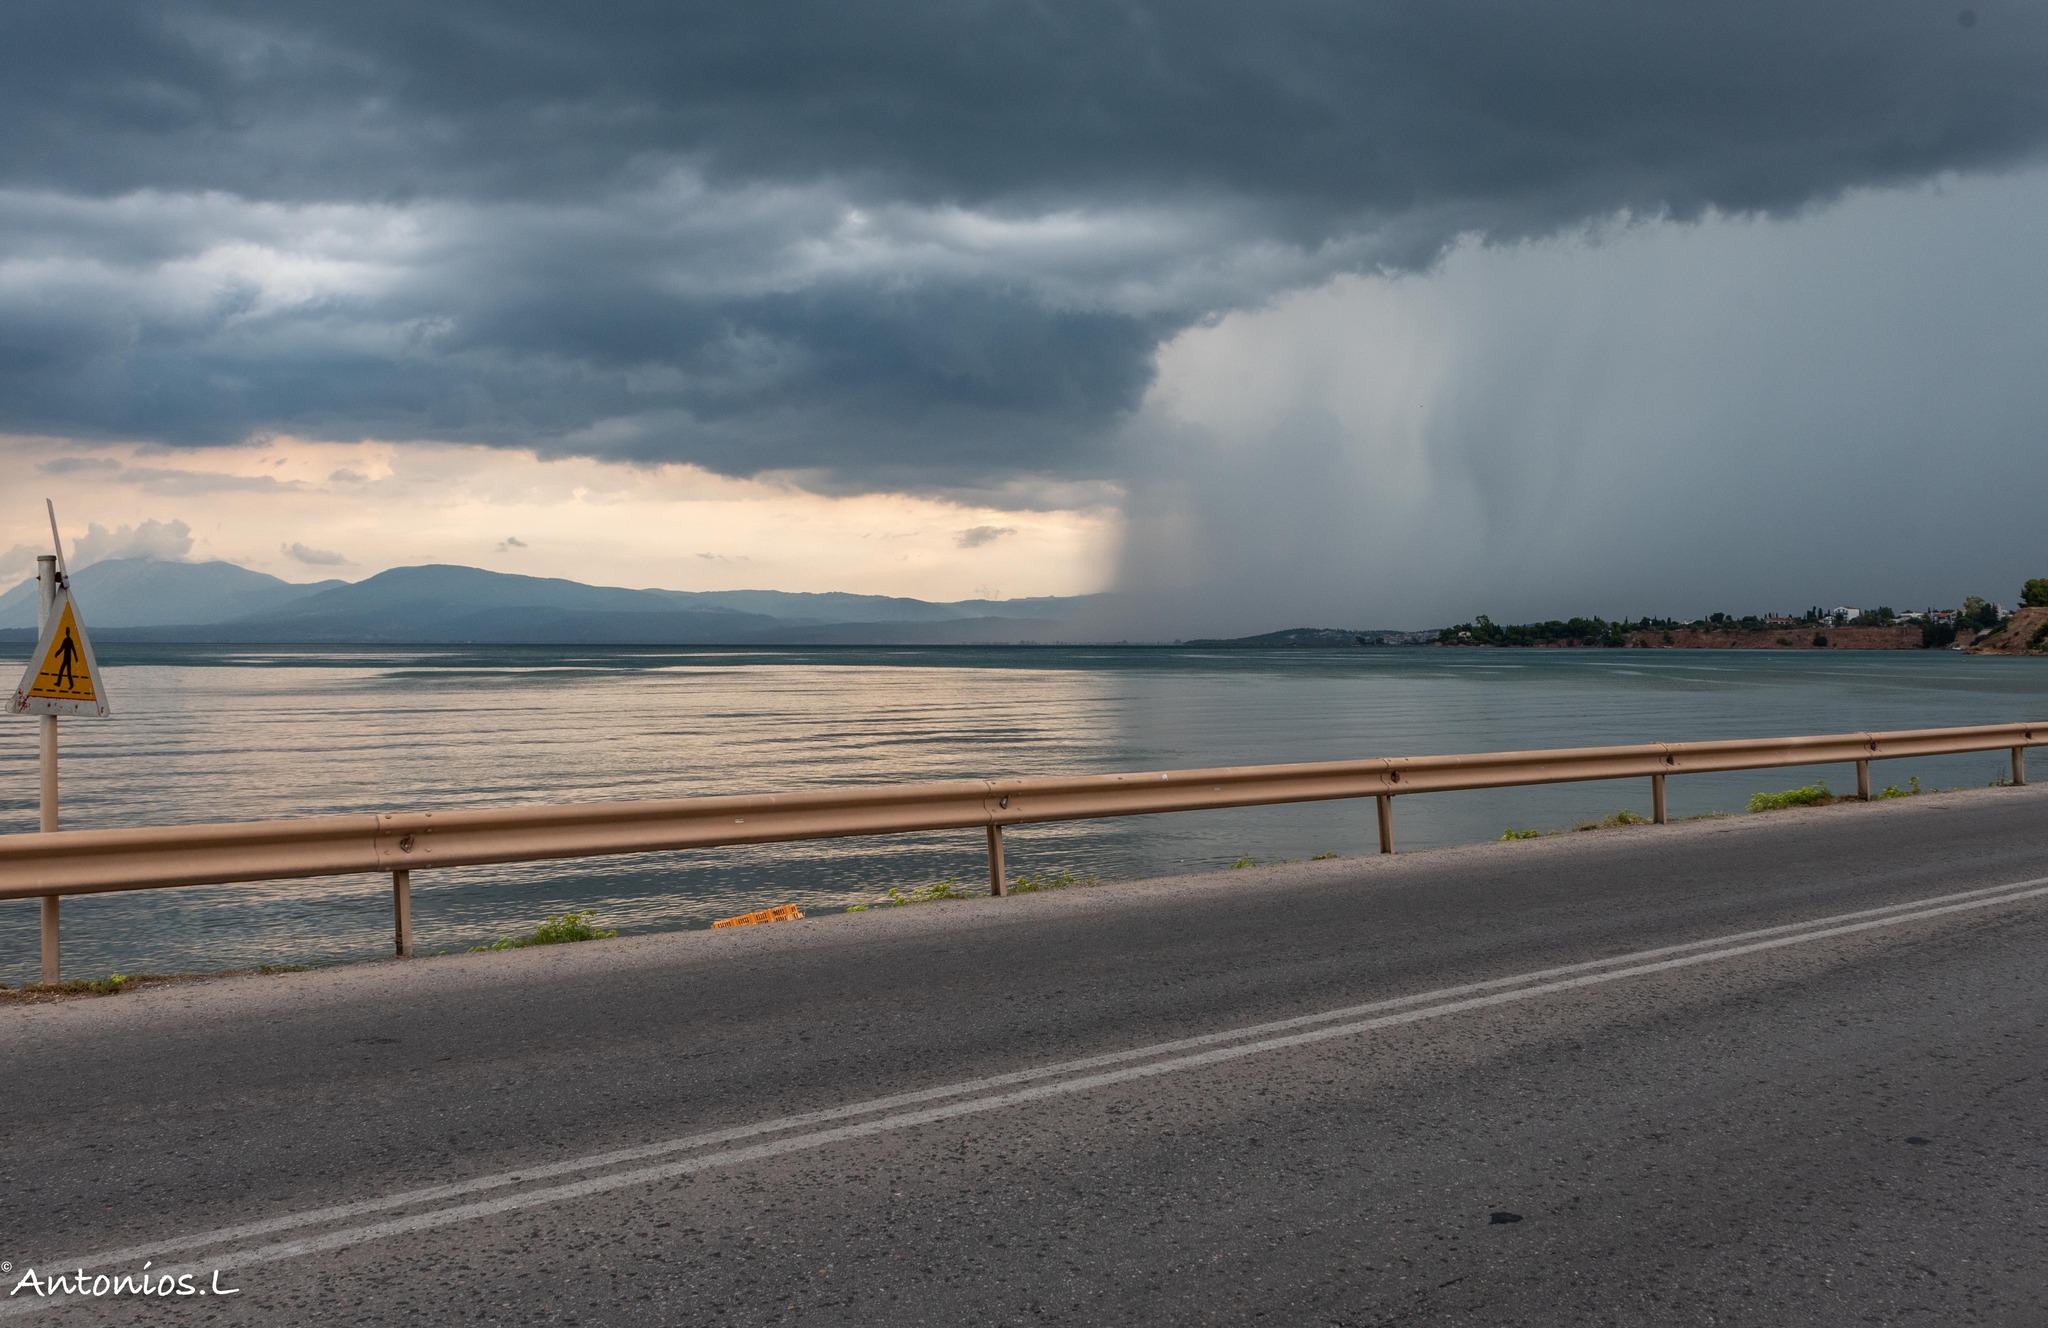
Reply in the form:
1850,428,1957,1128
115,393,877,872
3,645,2043,984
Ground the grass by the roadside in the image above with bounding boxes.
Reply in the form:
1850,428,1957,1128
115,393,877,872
1224,851,1342,870
845,866,1111,909
1010,868,1101,893
1499,809,1654,840
846,877,977,910
0,963,309,1005
470,910,617,952
1746,782,1836,812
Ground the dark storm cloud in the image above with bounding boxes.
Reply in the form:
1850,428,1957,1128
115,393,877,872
3,0,2046,485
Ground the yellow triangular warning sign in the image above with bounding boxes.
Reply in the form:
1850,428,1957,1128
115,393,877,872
10,585,110,717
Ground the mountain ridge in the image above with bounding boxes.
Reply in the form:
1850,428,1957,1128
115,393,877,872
0,558,1106,644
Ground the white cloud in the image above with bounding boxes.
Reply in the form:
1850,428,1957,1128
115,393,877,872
70,518,194,567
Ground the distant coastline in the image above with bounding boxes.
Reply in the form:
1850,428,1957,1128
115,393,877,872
1187,601,2048,655
1435,602,2047,655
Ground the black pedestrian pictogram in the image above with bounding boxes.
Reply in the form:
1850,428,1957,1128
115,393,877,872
53,627,78,690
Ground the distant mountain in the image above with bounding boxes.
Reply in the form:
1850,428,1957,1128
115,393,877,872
0,558,342,630
0,560,1104,644
1183,626,1438,647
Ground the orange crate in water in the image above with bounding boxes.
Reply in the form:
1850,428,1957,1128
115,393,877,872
710,903,804,929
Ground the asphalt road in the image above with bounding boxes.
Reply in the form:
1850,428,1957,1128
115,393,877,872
4,783,2047,1325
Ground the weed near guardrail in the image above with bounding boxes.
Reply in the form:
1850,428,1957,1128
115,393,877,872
846,877,978,911
1011,869,1099,893
470,911,617,952
1747,782,1835,812
1500,810,1650,840
1225,851,1342,869
1,963,309,1003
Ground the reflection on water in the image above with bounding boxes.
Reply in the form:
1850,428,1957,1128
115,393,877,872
2,645,2043,983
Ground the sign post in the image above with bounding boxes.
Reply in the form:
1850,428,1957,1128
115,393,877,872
9,503,111,984
38,555,58,983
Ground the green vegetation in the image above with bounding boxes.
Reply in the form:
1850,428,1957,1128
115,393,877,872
1747,782,1834,813
851,878,975,911
1,962,312,1002
848,867,1104,907
1501,810,1649,839
2029,621,2048,652
1229,854,1257,869
1439,614,1643,648
1442,586,2044,651
1311,851,1340,860
1878,776,1923,799
1574,809,1651,831
1961,597,2001,632
1011,868,1099,893
470,910,617,952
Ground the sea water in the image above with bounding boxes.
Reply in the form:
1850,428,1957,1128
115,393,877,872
2,645,2042,983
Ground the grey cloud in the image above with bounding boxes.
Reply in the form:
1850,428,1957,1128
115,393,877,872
119,466,304,495
1113,174,2048,634
38,456,121,475
328,468,367,482
14,3,2045,216
496,536,526,551
0,543,44,578
956,526,1016,549
1,2,2045,490
283,541,348,565
71,518,193,566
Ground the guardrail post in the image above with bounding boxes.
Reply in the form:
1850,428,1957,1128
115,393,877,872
1856,760,1871,801
1376,795,1394,854
40,897,59,986
2015,747,2027,786
1651,774,1668,825
986,824,1007,896
392,870,413,958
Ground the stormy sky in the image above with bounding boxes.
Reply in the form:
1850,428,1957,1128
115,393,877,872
4,0,2046,625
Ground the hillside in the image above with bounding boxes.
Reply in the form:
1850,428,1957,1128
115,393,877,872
1628,625,1925,650
1183,627,1436,647
0,558,341,629
0,559,1103,645
1966,606,2048,655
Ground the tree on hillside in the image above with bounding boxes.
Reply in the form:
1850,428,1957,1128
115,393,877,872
2023,578,2048,608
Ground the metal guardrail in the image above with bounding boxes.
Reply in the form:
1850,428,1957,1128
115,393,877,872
1,722,2037,980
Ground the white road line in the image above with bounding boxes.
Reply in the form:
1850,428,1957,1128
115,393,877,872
6,875,2044,1317
38,874,2042,1277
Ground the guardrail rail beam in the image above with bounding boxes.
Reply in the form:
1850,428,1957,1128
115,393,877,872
2,721,2039,972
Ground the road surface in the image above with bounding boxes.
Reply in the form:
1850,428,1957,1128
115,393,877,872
4,783,2047,1324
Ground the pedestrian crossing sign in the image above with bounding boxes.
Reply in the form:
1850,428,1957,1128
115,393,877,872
10,585,109,717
